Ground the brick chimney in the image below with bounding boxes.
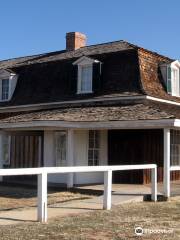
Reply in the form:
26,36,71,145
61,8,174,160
66,32,87,51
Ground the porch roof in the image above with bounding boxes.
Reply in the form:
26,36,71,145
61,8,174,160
1,100,180,130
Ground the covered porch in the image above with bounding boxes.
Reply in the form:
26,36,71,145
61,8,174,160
0,124,179,197
0,103,180,197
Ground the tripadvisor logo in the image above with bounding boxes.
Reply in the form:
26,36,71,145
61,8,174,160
134,226,173,236
135,227,143,236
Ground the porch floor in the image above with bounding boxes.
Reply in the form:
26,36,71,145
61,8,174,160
0,182,180,225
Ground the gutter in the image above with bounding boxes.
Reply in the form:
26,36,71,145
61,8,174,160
0,119,177,130
0,95,180,114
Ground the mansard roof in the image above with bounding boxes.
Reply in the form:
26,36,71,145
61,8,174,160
0,39,177,110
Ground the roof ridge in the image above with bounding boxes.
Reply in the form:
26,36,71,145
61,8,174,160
0,39,174,69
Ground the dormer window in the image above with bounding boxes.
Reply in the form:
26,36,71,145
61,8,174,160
73,56,101,94
0,69,18,102
78,65,93,93
2,79,9,100
161,60,180,97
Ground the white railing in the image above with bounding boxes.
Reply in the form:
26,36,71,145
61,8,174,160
169,166,180,197
0,164,157,223
170,166,180,171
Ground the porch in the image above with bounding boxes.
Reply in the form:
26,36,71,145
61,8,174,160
0,125,180,198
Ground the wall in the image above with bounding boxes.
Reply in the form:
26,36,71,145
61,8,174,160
43,130,108,185
74,130,108,185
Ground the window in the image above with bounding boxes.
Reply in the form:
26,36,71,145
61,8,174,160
171,130,180,166
88,130,100,166
78,65,93,93
0,70,18,102
3,135,11,166
167,66,172,93
55,131,67,166
73,56,100,94
165,61,180,97
80,65,92,92
2,79,9,100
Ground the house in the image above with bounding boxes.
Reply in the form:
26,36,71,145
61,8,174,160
0,32,179,194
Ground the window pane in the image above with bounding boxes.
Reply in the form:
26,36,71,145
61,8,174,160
167,79,172,93
94,132,100,148
81,66,92,92
3,135,10,165
88,130,100,166
2,79,9,100
55,131,67,166
88,149,93,160
88,160,93,166
171,130,180,166
89,137,94,148
94,150,99,160
167,66,171,79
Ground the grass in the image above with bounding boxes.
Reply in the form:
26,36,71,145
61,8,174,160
0,200,180,239
0,185,92,211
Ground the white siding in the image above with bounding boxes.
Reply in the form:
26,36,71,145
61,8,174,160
74,130,108,185
43,130,108,185
43,130,67,184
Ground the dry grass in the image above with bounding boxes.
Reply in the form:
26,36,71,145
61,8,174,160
0,198,180,239
0,185,91,211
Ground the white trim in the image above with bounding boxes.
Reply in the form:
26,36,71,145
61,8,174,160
0,119,177,130
146,96,180,106
170,166,180,171
0,94,180,113
73,56,99,65
163,128,171,198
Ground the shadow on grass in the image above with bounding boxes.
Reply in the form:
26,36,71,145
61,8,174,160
0,182,103,200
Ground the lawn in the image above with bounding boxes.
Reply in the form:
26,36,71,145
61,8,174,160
0,185,92,210
0,199,180,239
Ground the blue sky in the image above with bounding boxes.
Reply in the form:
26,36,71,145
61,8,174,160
0,0,179,60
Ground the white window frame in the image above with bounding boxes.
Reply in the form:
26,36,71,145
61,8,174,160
0,70,18,102
55,131,67,167
1,79,10,101
73,56,100,95
166,60,180,97
88,130,100,166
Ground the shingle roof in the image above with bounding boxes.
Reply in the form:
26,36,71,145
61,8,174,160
0,100,178,124
0,40,172,70
0,39,177,110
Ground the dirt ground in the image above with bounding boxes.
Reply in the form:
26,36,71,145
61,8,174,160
0,198,180,239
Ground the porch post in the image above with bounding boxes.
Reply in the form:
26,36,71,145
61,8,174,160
103,170,112,210
0,131,4,182
163,128,171,198
67,129,74,188
37,171,47,222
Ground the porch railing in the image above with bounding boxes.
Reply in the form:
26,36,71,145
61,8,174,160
169,166,180,197
0,164,157,223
